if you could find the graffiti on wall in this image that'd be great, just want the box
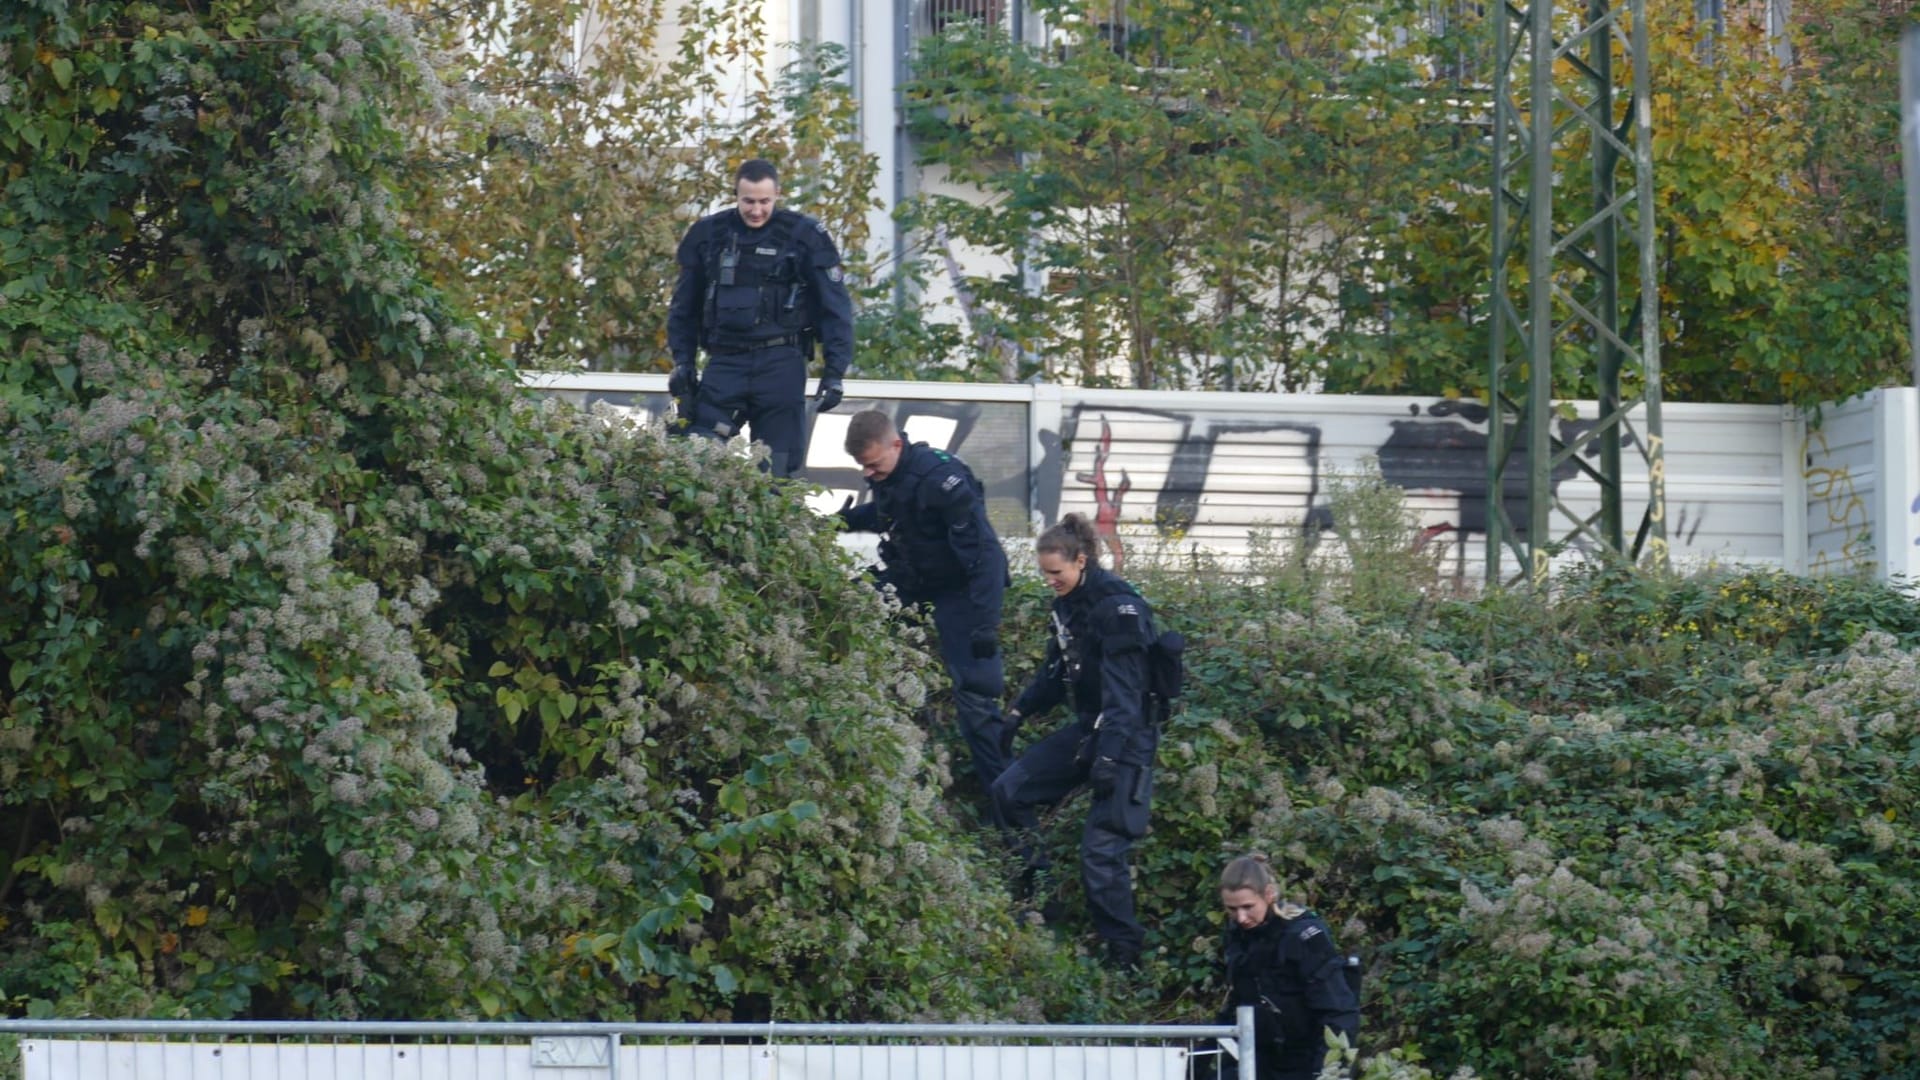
[545,385,1726,574]
[1075,417,1133,569]
[1050,399,1613,570]
[1802,430,1874,576]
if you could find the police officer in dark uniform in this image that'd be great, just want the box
[990,512,1159,968]
[667,158,854,477]
[838,411,1015,794]
[1218,853,1361,1080]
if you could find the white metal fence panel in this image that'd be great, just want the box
[1803,393,1884,577]
[1049,390,1787,580]
[1883,388,1920,583]
[21,1039,1194,1080]
[5,1018,1250,1080]
[1546,401,1790,575]
[526,373,1911,581]
[27,1038,520,1080]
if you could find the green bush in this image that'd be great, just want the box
[0,0,1094,1024]
[985,486,1920,1076]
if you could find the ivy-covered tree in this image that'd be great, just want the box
[0,0,1091,1021]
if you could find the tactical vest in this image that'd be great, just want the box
[1046,570,1150,716]
[875,445,989,587]
[703,210,809,349]
[1225,910,1359,1053]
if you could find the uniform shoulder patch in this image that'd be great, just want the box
[941,474,964,492]
[1298,924,1324,941]
[1116,602,1139,616]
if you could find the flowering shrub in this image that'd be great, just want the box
[995,544,1920,1077]
[0,0,1095,1024]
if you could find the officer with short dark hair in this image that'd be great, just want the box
[838,410,1014,796]
[667,158,854,477]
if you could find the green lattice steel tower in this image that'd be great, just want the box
[1487,0,1667,587]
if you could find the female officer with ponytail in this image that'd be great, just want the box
[991,512,1160,969]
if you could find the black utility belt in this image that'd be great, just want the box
[707,334,802,352]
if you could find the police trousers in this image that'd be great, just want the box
[926,582,1011,797]
[690,343,807,477]
[989,720,1155,958]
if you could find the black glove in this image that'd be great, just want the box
[668,361,698,404]
[969,627,999,659]
[814,374,844,413]
[1089,756,1125,798]
[834,494,855,527]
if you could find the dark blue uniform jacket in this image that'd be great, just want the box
[843,442,1006,617]
[666,206,853,378]
[1010,566,1156,767]
[1223,907,1361,1075]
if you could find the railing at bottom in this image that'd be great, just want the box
[0,1011,1256,1080]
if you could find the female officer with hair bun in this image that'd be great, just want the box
[1218,853,1361,1080]
[991,512,1161,969]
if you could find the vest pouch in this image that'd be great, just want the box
[712,281,764,334]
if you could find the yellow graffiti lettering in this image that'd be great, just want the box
[1802,431,1874,572]
[1645,537,1671,569]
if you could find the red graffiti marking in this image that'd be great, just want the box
[1074,416,1132,571]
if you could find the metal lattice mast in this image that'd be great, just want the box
[1486,0,1667,587]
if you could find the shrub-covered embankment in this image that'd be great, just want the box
[0,0,1093,1026]
[1005,522,1920,1077]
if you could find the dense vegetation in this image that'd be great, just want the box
[9,2,1920,1079]
[1095,522,1920,1077]
[0,0,1092,1028]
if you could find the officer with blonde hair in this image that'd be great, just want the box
[1217,853,1360,1080]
